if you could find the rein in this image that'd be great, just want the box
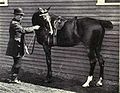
[23,31,36,57]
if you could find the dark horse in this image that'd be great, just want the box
[32,7,113,87]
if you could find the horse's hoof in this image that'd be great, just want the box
[82,83,90,88]
[82,76,93,88]
[96,77,103,87]
[96,82,103,87]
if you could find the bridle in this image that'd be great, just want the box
[39,8,54,35]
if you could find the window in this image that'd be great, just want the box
[0,0,8,6]
[96,0,120,5]
[106,0,119,3]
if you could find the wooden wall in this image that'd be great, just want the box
[0,0,119,84]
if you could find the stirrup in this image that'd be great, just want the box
[47,33,53,46]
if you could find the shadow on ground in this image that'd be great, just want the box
[18,71,118,93]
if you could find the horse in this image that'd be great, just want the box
[31,7,113,87]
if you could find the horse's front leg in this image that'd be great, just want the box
[43,43,52,82]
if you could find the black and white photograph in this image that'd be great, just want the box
[0,0,119,93]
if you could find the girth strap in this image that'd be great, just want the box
[47,34,57,46]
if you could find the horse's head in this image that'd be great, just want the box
[32,7,67,36]
[38,7,51,21]
[37,7,53,34]
[32,7,52,32]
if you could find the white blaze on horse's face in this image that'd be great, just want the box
[39,11,53,35]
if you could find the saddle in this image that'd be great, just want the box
[48,16,78,46]
[48,16,67,45]
[53,16,67,32]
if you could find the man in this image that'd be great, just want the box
[6,7,40,83]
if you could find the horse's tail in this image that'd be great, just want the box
[99,20,113,30]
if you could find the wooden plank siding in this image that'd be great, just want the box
[0,0,119,84]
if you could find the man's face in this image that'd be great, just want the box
[14,14,23,21]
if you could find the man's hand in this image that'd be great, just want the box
[33,25,40,30]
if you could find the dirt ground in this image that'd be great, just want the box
[0,76,118,93]
[0,81,76,93]
[0,65,118,93]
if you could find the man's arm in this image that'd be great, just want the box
[12,21,40,34]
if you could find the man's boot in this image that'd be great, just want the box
[6,73,21,84]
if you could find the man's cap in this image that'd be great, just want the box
[14,7,24,15]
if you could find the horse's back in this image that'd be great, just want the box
[77,17,103,31]
[77,17,104,47]
[57,17,103,47]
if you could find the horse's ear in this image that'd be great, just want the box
[47,6,51,12]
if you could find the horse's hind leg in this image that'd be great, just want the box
[95,29,105,86]
[82,49,97,87]
[96,49,105,86]
[95,41,105,86]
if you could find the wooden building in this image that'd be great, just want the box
[0,0,119,85]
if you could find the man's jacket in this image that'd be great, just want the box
[6,18,35,57]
